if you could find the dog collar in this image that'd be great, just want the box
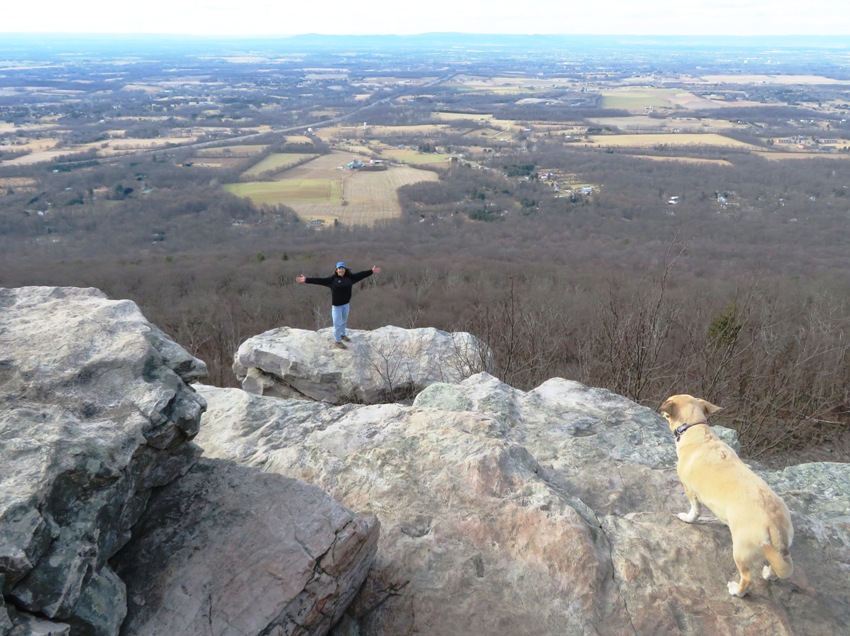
[674,421,707,441]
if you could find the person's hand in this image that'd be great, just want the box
[372,266,382,274]
[295,275,306,283]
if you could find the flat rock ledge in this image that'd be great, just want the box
[232,325,491,404]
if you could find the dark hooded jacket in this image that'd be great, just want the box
[303,269,373,306]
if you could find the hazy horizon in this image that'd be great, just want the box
[4,0,850,37]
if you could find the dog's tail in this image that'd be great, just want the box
[764,528,794,579]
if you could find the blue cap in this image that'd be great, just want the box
[336,261,347,268]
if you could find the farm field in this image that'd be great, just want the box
[380,148,452,165]
[1,135,204,166]
[224,179,342,205]
[223,151,438,226]
[431,112,494,123]
[586,133,761,149]
[587,115,748,133]
[0,176,38,189]
[599,88,723,111]
[242,153,318,178]
[293,164,439,226]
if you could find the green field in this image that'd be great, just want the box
[242,153,318,178]
[224,179,341,205]
[599,89,679,110]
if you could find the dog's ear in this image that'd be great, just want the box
[659,399,677,419]
[699,399,723,415]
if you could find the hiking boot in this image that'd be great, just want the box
[341,335,351,342]
[334,341,347,349]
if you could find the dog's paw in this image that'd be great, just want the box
[677,512,697,523]
[727,581,747,597]
[762,565,777,581]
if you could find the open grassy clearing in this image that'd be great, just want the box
[381,149,452,165]
[0,121,60,133]
[242,153,318,178]
[587,133,760,149]
[0,177,38,189]
[293,165,440,226]
[75,137,202,157]
[223,151,438,226]
[587,115,746,133]
[283,151,367,175]
[223,178,342,205]
[598,87,730,111]
[284,135,313,145]
[431,112,494,122]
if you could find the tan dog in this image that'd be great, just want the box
[659,394,793,597]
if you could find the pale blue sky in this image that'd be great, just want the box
[3,0,849,36]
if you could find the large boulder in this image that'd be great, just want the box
[112,458,379,636]
[0,286,208,635]
[1,286,383,636]
[194,373,850,635]
[232,326,490,404]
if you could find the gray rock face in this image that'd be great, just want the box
[112,458,379,636]
[195,374,850,636]
[1,286,208,635]
[232,326,490,404]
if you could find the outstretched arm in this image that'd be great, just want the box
[351,267,380,283]
[297,274,334,286]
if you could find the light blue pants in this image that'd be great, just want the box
[332,303,350,342]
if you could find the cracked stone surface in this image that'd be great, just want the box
[195,374,850,635]
[112,458,379,636]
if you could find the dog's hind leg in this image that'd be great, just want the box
[728,548,755,597]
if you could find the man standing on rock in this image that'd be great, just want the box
[296,262,381,349]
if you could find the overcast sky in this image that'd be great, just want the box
[3,0,849,36]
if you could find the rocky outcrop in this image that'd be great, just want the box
[112,458,379,636]
[0,286,208,635]
[5,286,849,635]
[194,374,850,636]
[232,326,490,404]
[0,287,379,636]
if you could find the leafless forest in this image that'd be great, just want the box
[1,34,849,464]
